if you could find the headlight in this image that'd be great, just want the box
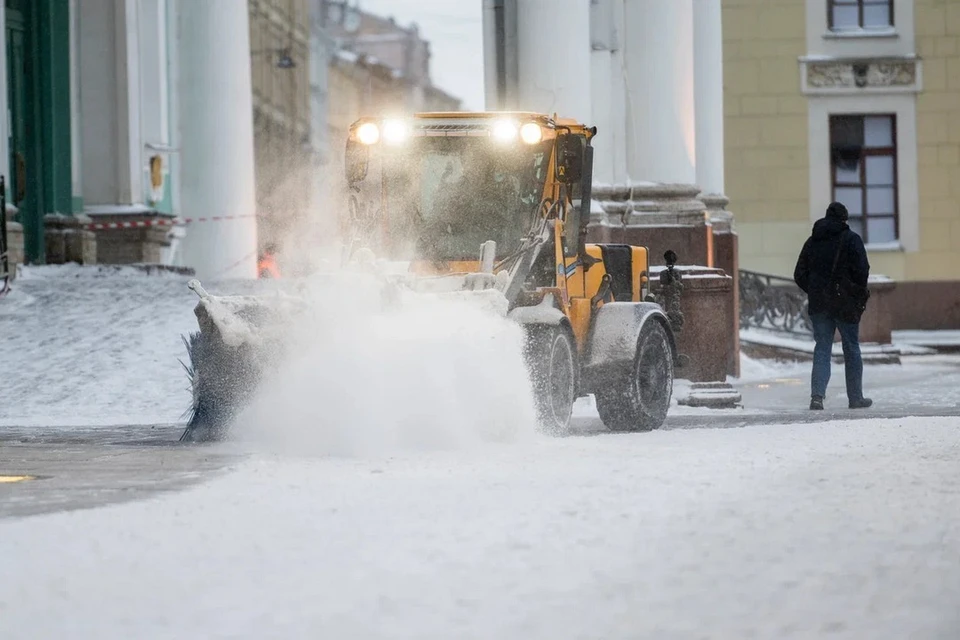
[357,122,380,145]
[491,119,518,143]
[382,119,409,145]
[520,122,542,144]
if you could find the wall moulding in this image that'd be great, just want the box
[799,56,922,95]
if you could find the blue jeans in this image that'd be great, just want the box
[810,312,863,402]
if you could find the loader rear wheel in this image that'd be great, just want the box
[524,325,577,436]
[596,321,673,432]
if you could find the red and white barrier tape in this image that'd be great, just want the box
[83,214,258,231]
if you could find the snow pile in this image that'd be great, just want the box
[230,270,539,456]
[0,266,201,427]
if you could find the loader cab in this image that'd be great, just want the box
[554,129,594,260]
[344,115,557,264]
[343,113,596,271]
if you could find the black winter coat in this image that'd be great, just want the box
[793,217,870,317]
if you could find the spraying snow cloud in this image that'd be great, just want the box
[230,270,539,457]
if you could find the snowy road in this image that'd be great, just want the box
[3,266,960,638]
[2,418,960,639]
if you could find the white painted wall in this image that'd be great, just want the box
[803,0,918,254]
[807,94,919,253]
[116,0,143,205]
[138,0,172,206]
[78,0,121,205]
[161,0,185,265]
[78,0,148,207]
[166,0,181,215]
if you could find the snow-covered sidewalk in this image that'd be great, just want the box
[0,265,202,426]
[2,417,959,639]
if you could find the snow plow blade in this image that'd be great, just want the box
[178,268,511,443]
[180,279,305,443]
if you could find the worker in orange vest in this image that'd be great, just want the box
[258,244,280,279]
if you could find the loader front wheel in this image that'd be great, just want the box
[524,325,577,436]
[596,320,673,432]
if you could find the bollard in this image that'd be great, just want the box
[657,250,685,335]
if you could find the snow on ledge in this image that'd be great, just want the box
[17,264,193,281]
[865,242,902,253]
[821,27,899,40]
[740,328,901,357]
[892,330,960,348]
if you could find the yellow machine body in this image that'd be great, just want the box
[343,111,658,358]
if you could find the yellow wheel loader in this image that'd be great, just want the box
[180,112,679,442]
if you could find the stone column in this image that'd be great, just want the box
[693,0,738,376]
[177,0,258,280]
[608,0,628,186]
[589,0,738,385]
[623,0,696,184]
[693,0,724,199]
[693,0,733,233]
[596,0,710,269]
[590,0,619,185]
[590,48,614,184]
[587,0,631,239]
[515,0,592,123]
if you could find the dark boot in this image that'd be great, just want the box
[810,396,824,410]
[849,397,873,409]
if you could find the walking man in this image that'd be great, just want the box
[793,202,872,410]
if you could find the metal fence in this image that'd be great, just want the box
[738,269,812,336]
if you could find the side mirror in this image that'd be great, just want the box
[344,141,369,186]
[556,134,583,184]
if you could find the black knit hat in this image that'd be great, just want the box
[826,201,849,221]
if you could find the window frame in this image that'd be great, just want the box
[829,113,900,245]
[826,0,895,31]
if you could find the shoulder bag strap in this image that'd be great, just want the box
[829,230,847,282]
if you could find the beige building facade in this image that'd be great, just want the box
[724,0,960,304]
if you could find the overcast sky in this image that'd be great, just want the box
[355,0,486,111]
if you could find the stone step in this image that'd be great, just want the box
[677,382,742,409]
